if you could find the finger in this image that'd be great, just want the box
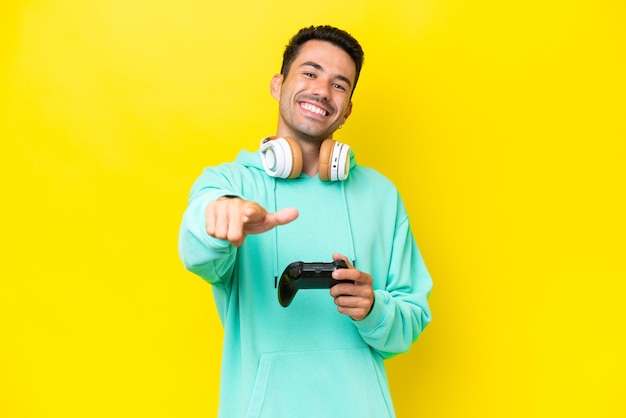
[239,201,261,222]
[334,267,372,288]
[207,201,228,238]
[337,305,370,321]
[329,281,356,297]
[332,253,352,268]
[331,267,360,286]
[205,205,217,236]
[243,207,298,234]
[227,210,245,246]
[269,208,299,227]
[334,296,371,321]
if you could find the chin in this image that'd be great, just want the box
[301,126,336,141]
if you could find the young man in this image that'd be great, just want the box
[179,25,432,418]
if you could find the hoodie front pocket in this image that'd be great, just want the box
[246,347,391,418]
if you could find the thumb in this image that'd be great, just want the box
[242,205,298,235]
[271,207,299,226]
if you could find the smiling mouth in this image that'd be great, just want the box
[300,102,329,117]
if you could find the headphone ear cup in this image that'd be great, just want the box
[319,139,350,181]
[318,139,335,181]
[282,136,303,179]
[260,136,303,179]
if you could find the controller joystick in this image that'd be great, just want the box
[278,260,352,307]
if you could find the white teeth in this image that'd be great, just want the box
[301,102,328,116]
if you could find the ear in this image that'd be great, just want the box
[342,101,353,122]
[270,74,283,101]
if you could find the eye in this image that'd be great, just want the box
[332,83,348,92]
[303,72,316,78]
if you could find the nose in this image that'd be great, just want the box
[310,77,331,100]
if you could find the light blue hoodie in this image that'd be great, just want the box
[178,147,432,418]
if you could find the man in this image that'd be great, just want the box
[179,25,432,418]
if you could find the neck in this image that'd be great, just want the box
[299,141,322,177]
[276,128,331,178]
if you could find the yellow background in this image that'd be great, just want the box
[1,0,624,417]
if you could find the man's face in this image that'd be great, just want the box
[271,40,356,142]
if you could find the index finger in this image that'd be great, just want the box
[331,253,353,269]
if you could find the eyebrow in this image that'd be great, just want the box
[301,61,353,89]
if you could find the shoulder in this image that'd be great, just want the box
[349,164,399,195]
[189,150,267,195]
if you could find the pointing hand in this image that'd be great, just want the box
[206,197,299,247]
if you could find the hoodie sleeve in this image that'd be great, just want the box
[178,166,244,286]
[353,209,433,360]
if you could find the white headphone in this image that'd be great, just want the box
[259,136,351,181]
